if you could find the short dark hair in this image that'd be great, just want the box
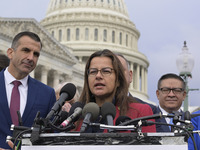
[11,31,42,50]
[157,73,186,90]
[0,54,10,71]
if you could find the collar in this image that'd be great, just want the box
[4,67,28,87]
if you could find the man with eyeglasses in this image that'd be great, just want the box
[155,73,186,132]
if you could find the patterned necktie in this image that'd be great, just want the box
[10,80,21,125]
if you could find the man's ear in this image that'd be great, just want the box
[129,70,133,83]
[7,48,14,59]
[156,90,160,98]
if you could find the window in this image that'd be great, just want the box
[94,28,98,41]
[126,34,128,46]
[52,31,54,37]
[112,31,115,43]
[113,0,115,5]
[76,28,80,40]
[85,28,89,40]
[103,29,107,42]
[67,28,70,41]
[59,29,62,41]
[119,32,122,45]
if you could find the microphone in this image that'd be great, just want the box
[101,102,116,132]
[54,111,68,125]
[115,116,131,126]
[61,102,83,127]
[46,83,76,120]
[191,113,200,118]
[80,102,100,132]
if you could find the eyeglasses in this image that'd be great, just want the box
[88,67,114,76]
[159,87,184,95]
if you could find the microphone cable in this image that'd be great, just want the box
[12,128,32,150]
[145,121,197,150]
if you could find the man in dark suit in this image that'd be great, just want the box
[0,31,56,149]
[116,53,157,114]
[155,73,186,132]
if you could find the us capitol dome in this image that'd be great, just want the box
[41,0,150,101]
[0,0,150,102]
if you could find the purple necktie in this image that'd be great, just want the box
[10,80,21,125]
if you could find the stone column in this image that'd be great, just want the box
[41,66,49,85]
[145,68,148,93]
[30,69,35,78]
[53,70,60,88]
[141,66,145,92]
[135,64,140,91]
[130,62,134,90]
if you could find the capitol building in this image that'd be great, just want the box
[0,0,151,103]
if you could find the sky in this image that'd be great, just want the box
[0,0,199,107]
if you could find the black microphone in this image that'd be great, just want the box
[54,111,69,125]
[80,102,100,132]
[191,113,200,118]
[61,102,83,127]
[46,83,76,120]
[115,116,131,126]
[101,102,116,132]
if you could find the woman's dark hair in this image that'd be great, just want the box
[79,49,132,115]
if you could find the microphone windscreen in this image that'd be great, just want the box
[82,102,100,121]
[60,83,76,100]
[115,116,131,126]
[101,102,116,119]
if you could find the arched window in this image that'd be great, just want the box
[76,28,80,40]
[126,34,128,46]
[119,32,122,45]
[85,28,89,40]
[67,28,70,41]
[94,28,98,41]
[103,29,107,42]
[112,31,115,43]
[59,29,62,42]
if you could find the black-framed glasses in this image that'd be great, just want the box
[159,87,184,95]
[88,67,114,76]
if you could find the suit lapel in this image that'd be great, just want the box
[156,107,171,132]
[22,76,37,122]
[0,70,13,125]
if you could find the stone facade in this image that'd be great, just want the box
[0,18,84,94]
